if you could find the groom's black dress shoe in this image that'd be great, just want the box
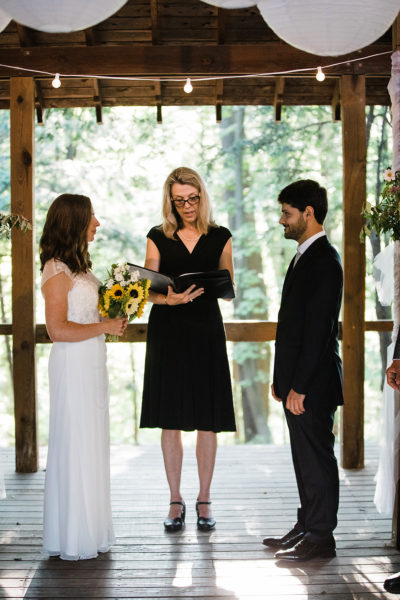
[275,537,336,561]
[384,573,400,593]
[262,527,305,549]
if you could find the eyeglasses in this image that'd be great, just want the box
[171,195,200,208]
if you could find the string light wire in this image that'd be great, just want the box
[0,49,392,88]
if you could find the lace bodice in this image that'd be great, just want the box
[41,259,101,325]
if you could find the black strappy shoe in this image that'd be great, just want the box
[164,500,186,532]
[196,500,216,531]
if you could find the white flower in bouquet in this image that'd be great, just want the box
[130,270,139,282]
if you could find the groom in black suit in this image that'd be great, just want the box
[263,179,343,561]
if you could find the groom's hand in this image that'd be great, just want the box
[386,360,400,390]
[271,384,282,403]
[286,389,306,415]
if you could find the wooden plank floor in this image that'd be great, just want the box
[0,444,398,599]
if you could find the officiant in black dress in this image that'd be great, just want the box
[140,166,236,532]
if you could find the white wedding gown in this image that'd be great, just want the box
[42,259,115,560]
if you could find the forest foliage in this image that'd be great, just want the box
[0,103,392,446]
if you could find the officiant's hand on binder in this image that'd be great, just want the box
[128,263,235,301]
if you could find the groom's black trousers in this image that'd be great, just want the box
[284,402,339,543]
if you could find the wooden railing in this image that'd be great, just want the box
[0,319,391,343]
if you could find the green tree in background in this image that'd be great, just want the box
[0,104,392,446]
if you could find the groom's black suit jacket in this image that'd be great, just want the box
[273,236,344,409]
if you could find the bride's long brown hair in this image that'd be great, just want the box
[39,194,92,273]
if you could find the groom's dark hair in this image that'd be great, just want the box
[278,179,328,225]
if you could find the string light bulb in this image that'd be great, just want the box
[52,73,61,88]
[183,78,193,94]
[316,66,325,82]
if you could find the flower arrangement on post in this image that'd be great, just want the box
[362,168,400,241]
[98,262,150,341]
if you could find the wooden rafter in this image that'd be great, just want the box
[217,8,227,45]
[16,24,34,47]
[85,27,96,46]
[92,78,103,124]
[150,0,159,45]
[155,78,162,123]
[331,78,341,122]
[216,79,223,122]
[274,76,284,122]
[34,79,45,125]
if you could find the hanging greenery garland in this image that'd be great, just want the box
[0,213,31,238]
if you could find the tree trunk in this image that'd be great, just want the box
[220,107,271,442]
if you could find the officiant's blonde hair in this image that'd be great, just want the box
[161,167,217,239]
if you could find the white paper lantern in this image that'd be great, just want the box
[257,0,400,56]
[201,1,256,8]
[0,7,10,32]
[0,0,128,33]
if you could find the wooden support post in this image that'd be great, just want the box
[340,74,366,470]
[10,77,37,473]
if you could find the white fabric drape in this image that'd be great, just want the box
[374,49,400,515]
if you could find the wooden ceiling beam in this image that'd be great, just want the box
[0,44,391,78]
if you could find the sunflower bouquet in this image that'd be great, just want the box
[98,262,150,341]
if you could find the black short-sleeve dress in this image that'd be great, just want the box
[140,225,236,432]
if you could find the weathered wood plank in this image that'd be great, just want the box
[0,44,391,78]
[0,444,397,600]
[10,77,37,474]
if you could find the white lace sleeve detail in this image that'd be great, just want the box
[41,259,74,288]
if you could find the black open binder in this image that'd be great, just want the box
[128,263,235,299]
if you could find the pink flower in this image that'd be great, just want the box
[384,168,396,182]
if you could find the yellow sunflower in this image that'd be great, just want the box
[109,283,124,300]
[127,282,144,304]
[136,301,146,319]
[126,297,141,316]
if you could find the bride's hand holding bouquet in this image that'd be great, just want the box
[99,262,150,341]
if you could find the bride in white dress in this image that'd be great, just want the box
[40,193,127,560]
